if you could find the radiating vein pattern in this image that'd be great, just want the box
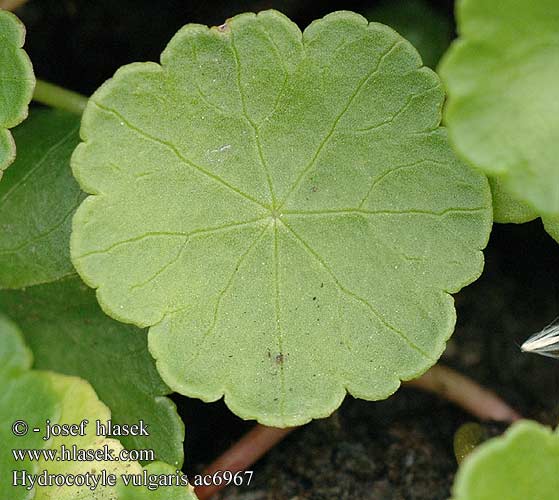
[71,10,492,426]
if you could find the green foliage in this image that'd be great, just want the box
[0,106,185,467]
[0,313,195,499]
[543,218,559,242]
[0,109,82,289]
[366,0,451,68]
[32,373,145,500]
[0,312,31,378]
[4,3,552,497]
[439,0,559,217]
[69,10,491,426]
[488,176,559,243]
[0,315,60,500]
[489,177,537,225]
[0,276,185,467]
[452,420,559,500]
[0,10,34,177]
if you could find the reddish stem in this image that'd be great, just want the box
[0,0,28,11]
[195,425,295,499]
[195,364,520,499]
[405,364,521,422]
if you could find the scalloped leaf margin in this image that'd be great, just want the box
[0,9,35,177]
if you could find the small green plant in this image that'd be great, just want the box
[1,1,559,498]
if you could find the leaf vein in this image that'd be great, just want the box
[191,43,234,117]
[229,31,277,206]
[357,159,446,209]
[278,39,403,209]
[257,24,290,126]
[283,207,488,217]
[184,222,272,365]
[281,220,435,362]
[273,222,286,420]
[0,123,79,209]
[90,101,268,210]
[75,217,268,259]
[354,82,441,134]
[0,193,81,255]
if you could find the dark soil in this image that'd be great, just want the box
[15,1,559,498]
[217,395,463,500]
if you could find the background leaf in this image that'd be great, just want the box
[32,371,145,500]
[70,10,492,426]
[0,276,185,467]
[0,314,59,500]
[489,177,537,225]
[0,9,34,176]
[0,108,82,289]
[452,420,559,500]
[0,312,31,378]
[439,0,559,216]
[489,176,559,244]
[0,316,195,499]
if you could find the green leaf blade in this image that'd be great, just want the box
[0,315,195,499]
[0,312,31,378]
[0,10,34,175]
[71,10,492,426]
[439,0,559,216]
[0,109,82,289]
[0,277,185,468]
[489,176,538,225]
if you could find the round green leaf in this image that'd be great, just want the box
[439,0,559,216]
[0,108,82,289]
[0,9,34,176]
[452,420,559,500]
[71,10,492,426]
